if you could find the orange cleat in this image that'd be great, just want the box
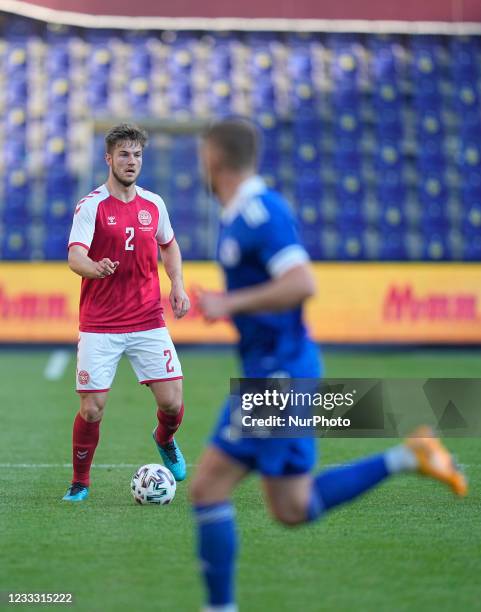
[405,426,468,496]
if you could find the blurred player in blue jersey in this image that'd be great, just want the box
[190,118,467,612]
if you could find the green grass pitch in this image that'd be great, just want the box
[1,348,480,611]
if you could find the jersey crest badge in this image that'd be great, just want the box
[77,370,90,385]
[107,216,116,225]
[138,210,152,226]
[219,238,241,267]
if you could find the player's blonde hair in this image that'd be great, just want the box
[105,123,148,153]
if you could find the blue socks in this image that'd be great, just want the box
[307,453,389,520]
[194,502,237,607]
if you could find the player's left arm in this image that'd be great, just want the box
[159,239,190,319]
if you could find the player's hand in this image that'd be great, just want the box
[170,282,190,319]
[197,290,231,322]
[93,258,119,279]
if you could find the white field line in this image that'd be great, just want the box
[43,350,72,381]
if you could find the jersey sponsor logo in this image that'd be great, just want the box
[107,216,116,225]
[219,238,241,267]
[77,370,90,385]
[138,210,152,226]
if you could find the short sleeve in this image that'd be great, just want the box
[155,197,174,246]
[257,203,309,278]
[68,201,96,251]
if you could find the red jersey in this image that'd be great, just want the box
[68,184,174,333]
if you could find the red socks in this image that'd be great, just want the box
[155,403,184,446]
[72,412,100,486]
[71,404,183,485]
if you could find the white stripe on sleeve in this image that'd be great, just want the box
[266,244,310,278]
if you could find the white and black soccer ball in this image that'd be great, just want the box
[131,463,176,505]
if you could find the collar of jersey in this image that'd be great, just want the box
[102,183,138,205]
[221,175,266,224]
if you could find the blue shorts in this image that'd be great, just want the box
[210,343,322,477]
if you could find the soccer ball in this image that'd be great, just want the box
[131,463,176,505]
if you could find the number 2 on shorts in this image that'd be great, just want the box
[164,349,174,373]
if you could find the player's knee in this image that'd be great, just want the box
[156,393,182,416]
[189,473,219,505]
[79,395,104,422]
[270,504,306,527]
[189,474,208,504]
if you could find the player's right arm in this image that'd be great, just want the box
[68,245,119,279]
[68,191,118,279]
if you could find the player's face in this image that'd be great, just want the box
[106,141,143,187]
[199,140,223,197]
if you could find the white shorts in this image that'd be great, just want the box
[76,327,182,393]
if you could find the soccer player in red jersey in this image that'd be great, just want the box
[63,124,190,502]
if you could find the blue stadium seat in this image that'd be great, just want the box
[463,233,481,260]
[462,203,481,235]
[252,81,276,112]
[2,227,30,260]
[300,230,322,260]
[454,84,480,128]
[370,40,402,82]
[43,224,70,260]
[422,232,450,260]
[294,141,320,171]
[294,171,323,206]
[45,171,77,201]
[379,231,407,260]
[419,174,448,204]
[379,201,407,233]
[292,112,321,140]
[416,110,444,143]
[3,169,30,213]
[288,46,312,82]
[450,37,479,83]
[374,84,404,139]
[336,172,364,207]
[45,200,73,225]
[331,48,361,90]
[375,141,403,173]
[131,43,152,79]
[5,137,26,169]
[6,77,27,106]
[334,111,362,142]
[45,136,68,169]
[208,80,232,114]
[6,44,27,76]
[47,44,70,76]
[339,229,365,260]
[129,77,150,114]
[87,45,111,110]
[334,139,361,171]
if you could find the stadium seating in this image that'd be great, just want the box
[0,16,480,260]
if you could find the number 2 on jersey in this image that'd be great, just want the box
[125,227,134,251]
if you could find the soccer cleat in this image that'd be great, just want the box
[152,430,187,481]
[405,426,467,496]
[62,482,89,502]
